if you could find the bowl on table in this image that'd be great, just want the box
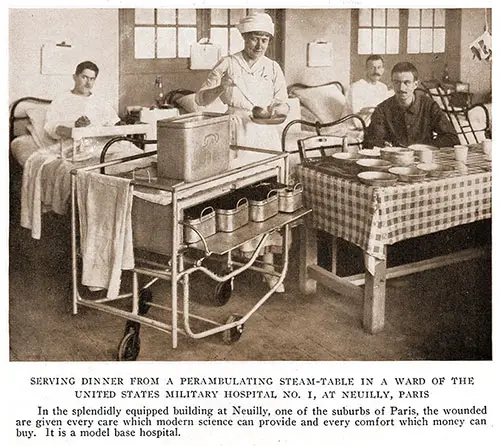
[331,152,360,171]
[358,148,381,158]
[380,147,415,166]
[357,171,398,186]
[409,144,438,163]
[356,158,393,172]
[388,166,428,183]
[416,163,454,178]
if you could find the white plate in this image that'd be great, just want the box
[389,166,427,182]
[416,163,454,177]
[356,158,392,171]
[250,114,286,125]
[358,171,398,186]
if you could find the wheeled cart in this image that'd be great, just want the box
[70,147,310,360]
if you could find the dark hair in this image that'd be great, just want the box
[391,62,418,81]
[366,55,384,66]
[75,61,99,77]
[242,31,273,41]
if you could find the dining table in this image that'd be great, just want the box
[295,144,492,333]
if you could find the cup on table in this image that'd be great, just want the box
[482,139,492,161]
[418,149,433,164]
[454,145,468,163]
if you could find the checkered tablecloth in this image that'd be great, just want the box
[296,145,492,259]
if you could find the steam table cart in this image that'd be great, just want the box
[71,148,310,360]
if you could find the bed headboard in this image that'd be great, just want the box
[9,96,51,143]
[287,80,345,97]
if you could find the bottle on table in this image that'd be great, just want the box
[155,75,165,108]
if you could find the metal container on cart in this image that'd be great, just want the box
[157,113,230,182]
[252,181,304,213]
[269,181,304,213]
[214,193,249,233]
[183,205,217,244]
[242,184,279,222]
[132,194,216,256]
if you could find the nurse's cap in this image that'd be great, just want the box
[237,12,274,37]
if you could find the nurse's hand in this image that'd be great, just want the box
[268,102,290,117]
[75,115,91,127]
[220,72,236,91]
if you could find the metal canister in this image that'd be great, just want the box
[278,183,303,213]
[183,206,216,244]
[215,197,249,233]
[247,188,279,222]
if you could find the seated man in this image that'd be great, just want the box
[44,60,122,157]
[344,54,391,127]
[364,62,460,149]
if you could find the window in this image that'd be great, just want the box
[209,9,247,56]
[120,8,280,76]
[134,9,199,60]
[131,8,261,61]
[407,9,446,54]
[357,9,400,55]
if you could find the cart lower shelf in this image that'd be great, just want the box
[188,208,310,255]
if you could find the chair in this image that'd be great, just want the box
[281,114,366,164]
[419,81,491,145]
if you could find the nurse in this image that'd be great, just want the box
[195,12,289,156]
[195,12,289,292]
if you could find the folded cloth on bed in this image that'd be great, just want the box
[20,148,59,239]
[76,171,134,298]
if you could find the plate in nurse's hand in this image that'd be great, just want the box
[250,114,287,125]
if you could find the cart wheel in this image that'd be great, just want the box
[222,314,244,345]
[138,288,153,315]
[117,330,141,361]
[214,279,233,306]
[123,319,141,337]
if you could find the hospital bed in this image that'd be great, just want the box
[9,96,156,238]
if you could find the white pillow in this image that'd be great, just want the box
[11,134,40,166]
[176,93,228,114]
[25,107,57,148]
[292,84,346,124]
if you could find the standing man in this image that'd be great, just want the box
[344,55,391,126]
[364,62,460,149]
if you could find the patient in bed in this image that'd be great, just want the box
[343,55,392,128]
[44,60,122,158]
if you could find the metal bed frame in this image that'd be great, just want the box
[70,144,310,360]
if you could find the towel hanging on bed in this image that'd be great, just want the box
[75,171,134,298]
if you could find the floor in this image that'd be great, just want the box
[9,205,492,362]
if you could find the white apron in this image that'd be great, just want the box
[226,58,282,167]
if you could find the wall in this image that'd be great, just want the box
[282,9,351,89]
[8,8,492,113]
[9,9,120,109]
[460,8,492,102]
